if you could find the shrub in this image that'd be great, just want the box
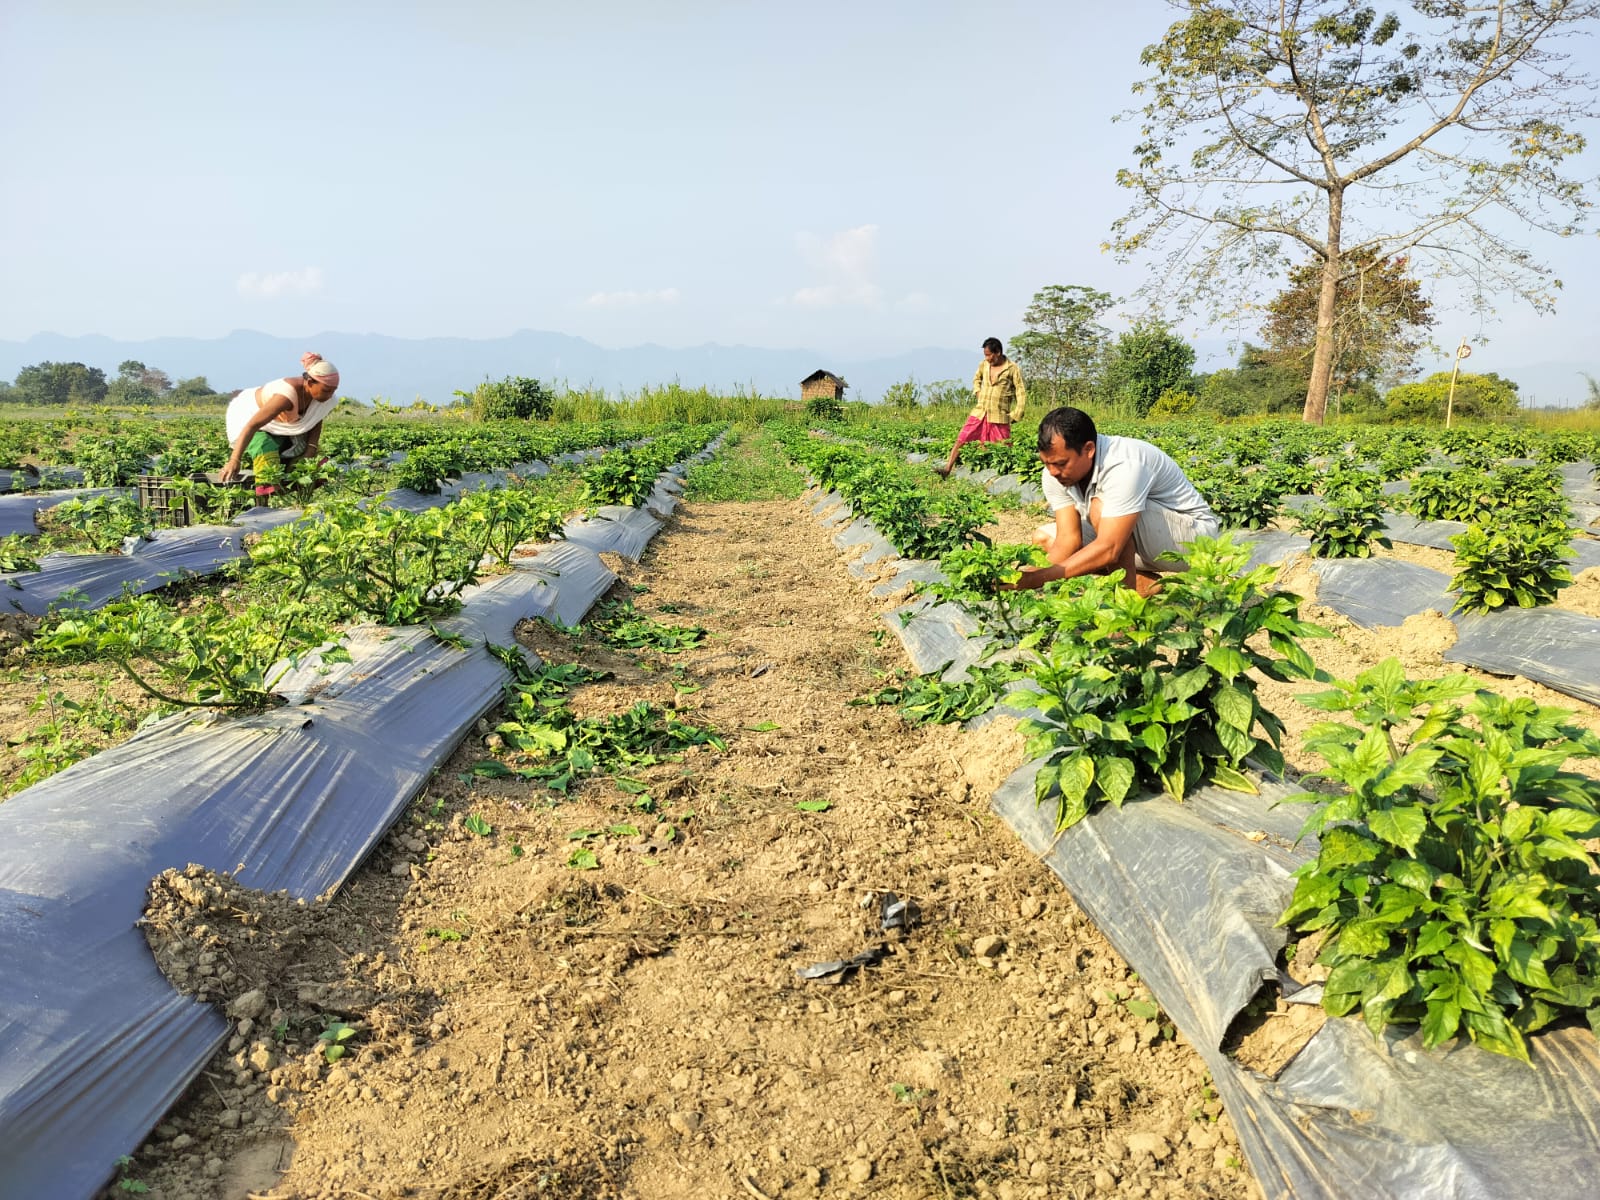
[882,378,922,410]
[471,376,553,422]
[805,393,845,421]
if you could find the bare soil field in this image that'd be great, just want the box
[83,478,1600,1200]
[119,496,1258,1200]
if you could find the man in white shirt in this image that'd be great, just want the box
[1008,407,1219,596]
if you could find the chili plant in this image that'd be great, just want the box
[451,484,572,566]
[1448,521,1576,614]
[1019,534,1326,829]
[1294,484,1392,559]
[35,595,344,708]
[39,494,155,553]
[0,535,39,574]
[249,499,484,625]
[1406,468,1490,523]
[1281,659,1600,1064]
[916,542,1050,649]
[1200,466,1282,530]
[581,450,657,508]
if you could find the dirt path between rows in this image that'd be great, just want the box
[125,494,1258,1200]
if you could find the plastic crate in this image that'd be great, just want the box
[135,473,210,527]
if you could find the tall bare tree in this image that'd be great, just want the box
[1109,1,1599,424]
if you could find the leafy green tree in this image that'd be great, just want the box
[107,361,173,406]
[1194,345,1307,417]
[1010,285,1115,409]
[12,361,108,406]
[923,379,972,408]
[170,376,226,403]
[1383,371,1520,423]
[1111,1,1600,425]
[1262,251,1435,401]
[1103,322,1195,417]
[882,377,922,410]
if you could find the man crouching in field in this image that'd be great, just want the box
[1002,406,1219,598]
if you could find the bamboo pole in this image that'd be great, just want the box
[1444,337,1472,429]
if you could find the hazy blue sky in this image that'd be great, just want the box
[3,0,1597,387]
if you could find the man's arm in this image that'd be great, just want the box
[1009,363,1025,424]
[1010,510,1140,589]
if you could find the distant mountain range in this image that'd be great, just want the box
[0,330,977,405]
[2,330,1592,408]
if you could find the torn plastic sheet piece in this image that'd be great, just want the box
[993,758,1301,1052]
[1559,462,1599,502]
[562,505,664,562]
[871,559,944,599]
[986,473,1044,502]
[834,519,898,578]
[796,944,888,984]
[879,893,919,934]
[809,490,854,530]
[1381,513,1466,552]
[381,488,455,512]
[0,469,39,494]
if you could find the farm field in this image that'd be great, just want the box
[3,409,1600,1199]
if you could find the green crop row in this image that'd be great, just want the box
[776,427,994,560]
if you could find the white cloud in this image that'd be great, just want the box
[789,225,882,308]
[583,287,681,308]
[236,267,324,299]
[896,291,933,312]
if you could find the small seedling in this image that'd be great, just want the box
[318,1020,358,1063]
[463,813,493,836]
[795,799,832,813]
[113,1156,149,1194]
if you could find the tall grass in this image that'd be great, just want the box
[1517,408,1600,433]
[548,382,790,425]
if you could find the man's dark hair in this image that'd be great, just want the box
[1037,406,1097,453]
[981,337,1003,354]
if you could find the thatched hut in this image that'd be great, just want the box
[799,370,847,403]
